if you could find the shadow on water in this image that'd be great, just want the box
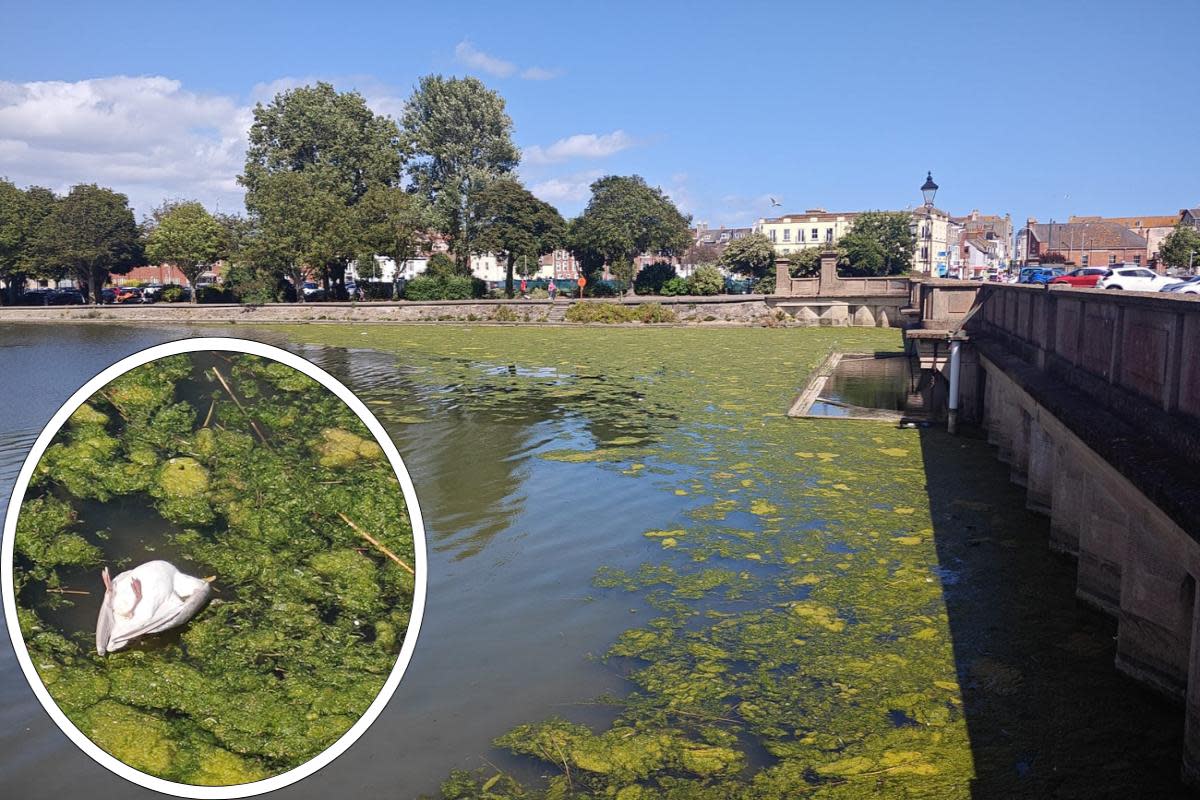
[918,426,1190,798]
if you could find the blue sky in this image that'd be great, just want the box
[1,0,1197,226]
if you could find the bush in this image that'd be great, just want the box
[161,285,186,303]
[426,252,458,277]
[585,280,620,298]
[224,263,280,304]
[752,274,776,294]
[564,301,677,324]
[197,286,233,303]
[660,276,690,296]
[361,282,396,300]
[633,262,677,295]
[688,264,724,296]
[403,274,475,301]
[529,287,549,299]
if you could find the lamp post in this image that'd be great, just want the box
[920,171,939,275]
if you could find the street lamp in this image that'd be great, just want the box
[919,171,939,275]
[921,171,939,208]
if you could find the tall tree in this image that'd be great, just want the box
[144,201,228,303]
[241,82,405,298]
[402,75,520,271]
[31,184,141,304]
[568,175,692,295]
[838,211,915,276]
[0,181,58,303]
[354,185,431,291]
[1159,225,1200,270]
[244,172,352,303]
[718,232,775,280]
[471,178,565,297]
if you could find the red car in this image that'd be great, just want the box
[1049,267,1109,287]
[113,286,144,303]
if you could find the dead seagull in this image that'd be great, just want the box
[96,560,212,656]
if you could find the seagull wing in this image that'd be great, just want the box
[95,583,115,656]
[107,581,211,649]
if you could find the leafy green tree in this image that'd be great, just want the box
[471,178,565,297]
[568,175,692,296]
[0,181,58,303]
[1159,225,1200,270]
[31,184,141,303]
[241,82,404,297]
[633,262,677,295]
[718,232,775,280]
[425,252,457,278]
[354,185,430,292]
[241,82,404,205]
[402,75,520,272]
[838,211,914,276]
[144,201,227,303]
[786,246,822,277]
[243,172,352,303]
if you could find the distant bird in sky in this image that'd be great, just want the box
[769,197,782,207]
[96,561,212,655]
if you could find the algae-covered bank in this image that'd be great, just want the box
[10,350,417,786]
[262,325,1187,800]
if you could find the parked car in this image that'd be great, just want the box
[301,281,325,300]
[101,288,116,304]
[113,286,144,303]
[1018,267,1064,285]
[1161,276,1200,295]
[1097,267,1176,292]
[1049,267,1108,288]
[19,289,55,305]
[50,288,85,305]
[141,283,164,302]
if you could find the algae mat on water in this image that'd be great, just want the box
[11,352,416,786]
[265,325,1185,799]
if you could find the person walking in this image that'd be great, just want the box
[520,278,528,298]
[547,280,558,300]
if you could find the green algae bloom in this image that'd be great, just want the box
[13,352,415,786]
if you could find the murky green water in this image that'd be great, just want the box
[0,323,1189,799]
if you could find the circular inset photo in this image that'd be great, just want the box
[2,338,426,798]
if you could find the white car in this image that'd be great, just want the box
[1097,267,1176,292]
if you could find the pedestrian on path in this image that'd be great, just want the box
[547,280,558,300]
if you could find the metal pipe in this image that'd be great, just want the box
[947,339,962,435]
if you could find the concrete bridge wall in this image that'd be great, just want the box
[964,284,1200,785]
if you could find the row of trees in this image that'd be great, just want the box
[2,77,697,304]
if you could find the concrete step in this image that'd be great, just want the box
[547,302,568,322]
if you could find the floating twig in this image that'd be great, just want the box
[201,397,215,428]
[210,367,271,447]
[337,512,415,575]
[47,588,90,595]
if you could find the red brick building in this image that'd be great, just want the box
[1023,219,1149,269]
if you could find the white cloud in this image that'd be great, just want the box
[523,130,635,165]
[0,76,249,216]
[454,40,559,81]
[529,169,604,204]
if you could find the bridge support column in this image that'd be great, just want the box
[1049,438,1084,555]
[1076,471,1129,615]
[1025,417,1055,514]
[1183,589,1200,787]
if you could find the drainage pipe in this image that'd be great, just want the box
[947,338,962,435]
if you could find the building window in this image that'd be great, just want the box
[825,227,833,242]
[811,228,818,241]
[1133,254,1141,265]
[1108,254,1117,265]
[769,229,776,242]
[1082,254,1089,267]
[921,246,929,260]
[782,229,790,242]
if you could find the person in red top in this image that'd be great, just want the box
[520,278,528,298]
[547,280,558,300]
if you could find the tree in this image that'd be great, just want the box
[355,185,430,292]
[471,178,565,297]
[243,172,352,303]
[1159,225,1200,270]
[718,232,775,280]
[0,181,58,303]
[241,82,405,298]
[568,175,692,296]
[425,252,457,278]
[787,246,822,277]
[838,211,915,276]
[683,240,721,269]
[402,75,520,270]
[31,184,141,304]
[144,201,227,303]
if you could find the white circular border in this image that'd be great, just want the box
[1,337,428,798]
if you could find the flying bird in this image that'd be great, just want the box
[96,561,212,656]
[769,197,782,207]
